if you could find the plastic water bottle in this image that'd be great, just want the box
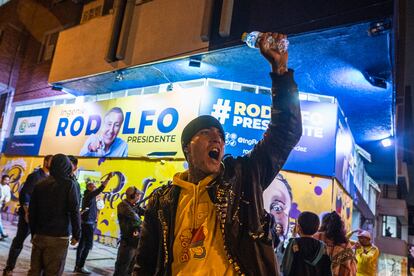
[241,31,289,53]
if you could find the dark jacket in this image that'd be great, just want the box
[135,70,302,276]
[117,199,143,247]
[18,168,47,215]
[81,184,105,224]
[282,237,332,276]
[29,154,81,241]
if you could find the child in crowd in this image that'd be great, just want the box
[282,211,332,276]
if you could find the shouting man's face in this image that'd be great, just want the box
[186,127,224,175]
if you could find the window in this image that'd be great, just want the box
[80,0,104,24]
[38,30,60,63]
[382,216,401,238]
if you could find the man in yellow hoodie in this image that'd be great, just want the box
[135,33,302,276]
[354,230,379,276]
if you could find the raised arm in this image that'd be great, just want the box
[247,33,302,190]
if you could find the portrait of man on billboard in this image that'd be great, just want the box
[263,173,293,236]
[80,107,128,157]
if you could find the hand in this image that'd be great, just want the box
[353,242,361,249]
[70,238,78,246]
[87,135,104,152]
[24,213,29,224]
[258,32,288,75]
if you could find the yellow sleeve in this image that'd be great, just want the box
[358,247,379,266]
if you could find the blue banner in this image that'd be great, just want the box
[199,87,338,176]
[3,108,50,155]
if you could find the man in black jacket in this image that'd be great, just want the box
[28,154,81,276]
[74,173,113,274]
[114,186,144,276]
[135,33,302,275]
[3,155,52,276]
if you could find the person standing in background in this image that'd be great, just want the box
[28,154,81,276]
[282,212,332,276]
[3,155,52,275]
[114,187,144,276]
[74,173,113,274]
[314,212,357,276]
[0,175,11,241]
[348,230,379,276]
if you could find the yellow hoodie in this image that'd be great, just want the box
[171,171,236,276]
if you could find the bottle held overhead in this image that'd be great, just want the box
[241,31,289,53]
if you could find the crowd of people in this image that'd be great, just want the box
[0,154,143,275]
[0,32,381,275]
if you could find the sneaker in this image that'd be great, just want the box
[74,267,91,274]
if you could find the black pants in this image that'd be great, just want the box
[113,240,138,276]
[5,214,30,271]
[75,223,95,268]
[28,234,69,276]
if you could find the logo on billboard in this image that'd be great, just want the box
[225,132,237,147]
[14,116,42,136]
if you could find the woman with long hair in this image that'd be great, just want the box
[314,211,357,276]
[272,222,286,266]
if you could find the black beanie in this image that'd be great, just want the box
[181,115,225,151]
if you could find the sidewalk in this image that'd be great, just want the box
[0,216,117,275]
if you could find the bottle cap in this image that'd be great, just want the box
[241,32,248,42]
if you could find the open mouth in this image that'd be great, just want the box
[208,148,220,161]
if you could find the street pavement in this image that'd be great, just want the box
[0,216,117,275]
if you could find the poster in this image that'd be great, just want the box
[37,91,201,158]
[332,179,353,232]
[263,171,333,235]
[199,87,338,176]
[4,87,345,178]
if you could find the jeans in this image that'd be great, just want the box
[4,214,30,271]
[28,234,69,276]
[75,223,94,268]
[113,240,138,276]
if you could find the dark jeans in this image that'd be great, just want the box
[113,240,138,276]
[5,214,30,271]
[75,223,94,268]
[28,234,69,276]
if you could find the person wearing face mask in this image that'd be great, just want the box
[80,107,128,157]
[134,32,302,276]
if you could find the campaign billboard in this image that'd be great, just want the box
[37,91,202,158]
[4,86,345,178]
[199,87,338,176]
[3,108,49,155]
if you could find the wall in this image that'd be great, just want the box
[49,0,210,83]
